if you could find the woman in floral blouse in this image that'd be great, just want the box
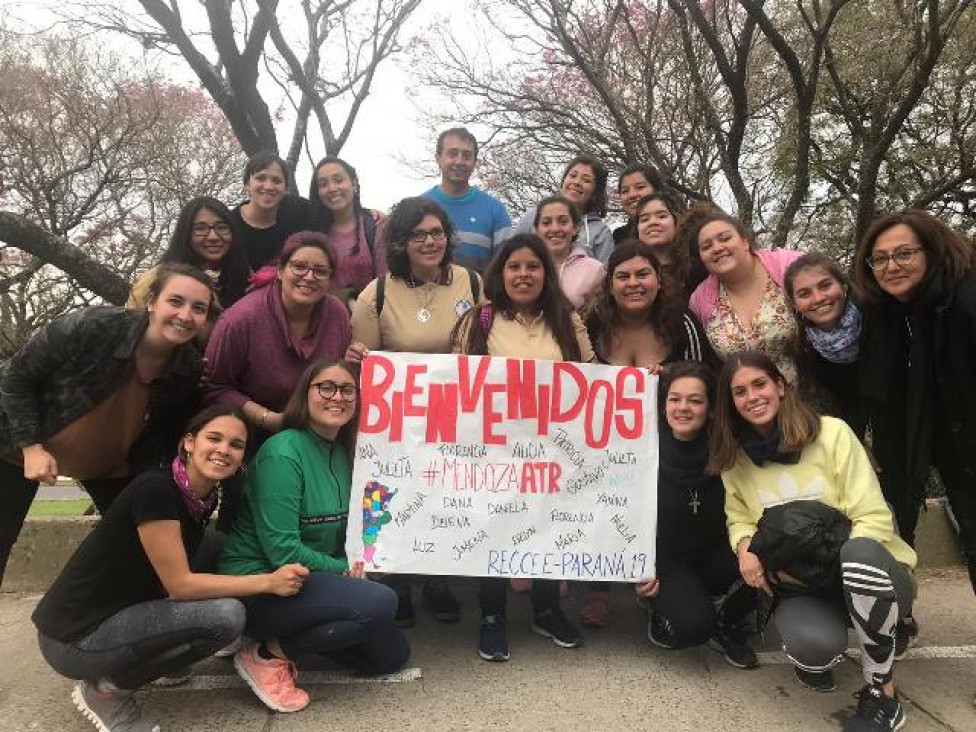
[685,206,801,382]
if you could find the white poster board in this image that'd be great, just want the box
[345,352,658,581]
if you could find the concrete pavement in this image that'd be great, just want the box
[0,568,973,732]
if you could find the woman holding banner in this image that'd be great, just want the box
[580,241,717,627]
[634,362,757,668]
[453,232,593,661]
[219,359,409,713]
[347,196,484,627]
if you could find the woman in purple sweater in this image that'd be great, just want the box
[205,231,352,528]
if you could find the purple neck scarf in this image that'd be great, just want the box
[171,456,218,524]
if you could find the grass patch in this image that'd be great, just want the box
[28,499,93,517]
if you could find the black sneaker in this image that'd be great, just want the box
[894,617,918,661]
[794,666,836,692]
[843,684,906,731]
[646,611,676,649]
[532,608,584,649]
[72,681,160,732]
[394,584,415,628]
[708,627,758,669]
[478,614,510,661]
[422,579,461,623]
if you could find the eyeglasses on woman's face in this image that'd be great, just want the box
[288,260,332,280]
[865,247,923,271]
[310,380,358,401]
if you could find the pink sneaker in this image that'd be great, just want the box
[233,643,309,713]
[579,591,610,628]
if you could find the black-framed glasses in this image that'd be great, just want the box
[408,227,447,244]
[192,222,232,237]
[866,247,923,271]
[311,380,357,401]
[288,260,332,279]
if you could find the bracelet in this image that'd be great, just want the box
[260,408,269,428]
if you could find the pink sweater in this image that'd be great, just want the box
[689,248,802,323]
[559,248,605,309]
[205,282,351,411]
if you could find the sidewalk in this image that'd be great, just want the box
[1,568,973,731]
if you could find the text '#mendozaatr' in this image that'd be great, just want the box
[358,355,649,449]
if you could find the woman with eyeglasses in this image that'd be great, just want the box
[204,231,351,529]
[219,359,409,713]
[853,210,976,594]
[127,197,251,312]
[346,196,483,627]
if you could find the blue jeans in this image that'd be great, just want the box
[38,598,245,689]
[242,572,409,675]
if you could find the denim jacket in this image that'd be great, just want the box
[0,306,203,470]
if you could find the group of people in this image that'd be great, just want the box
[0,125,973,732]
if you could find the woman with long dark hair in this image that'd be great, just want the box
[636,362,756,668]
[852,209,976,593]
[533,194,604,309]
[612,163,664,244]
[127,196,251,310]
[513,155,615,263]
[219,359,409,713]
[711,351,916,728]
[453,233,593,661]
[32,405,306,732]
[307,156,388,305]
[783,252,867,437]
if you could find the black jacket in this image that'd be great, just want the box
[0,306,204,471]
[859,270,976,536]
[749,500,852,592]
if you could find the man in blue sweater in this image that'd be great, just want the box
[423,127,512,272]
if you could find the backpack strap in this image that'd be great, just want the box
[362,212,378,258]
[479,303,495,335]
[375,275,387,317]
[466,267,481,303]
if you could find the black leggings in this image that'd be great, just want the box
[0,459,129,586]
[653,543,756,648]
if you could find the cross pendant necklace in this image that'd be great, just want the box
[688,490,701,515]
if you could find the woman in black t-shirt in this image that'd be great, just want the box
[634,362,757,668]
[32,405,307,732]
[231,152,311,270]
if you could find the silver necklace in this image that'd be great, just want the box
[413,283,435,323]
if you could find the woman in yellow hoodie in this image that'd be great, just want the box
[710,351,916,732]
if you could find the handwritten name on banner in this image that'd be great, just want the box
[345,352,659,581]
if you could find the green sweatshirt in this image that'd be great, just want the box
[219,428,351,576]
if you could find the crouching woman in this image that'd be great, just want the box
[218,359,409,713]
[32,406,305,732]
[710,351,916,732]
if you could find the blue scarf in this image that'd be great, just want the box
[805,300,861,364]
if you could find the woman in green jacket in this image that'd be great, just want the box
[219,358,409,713]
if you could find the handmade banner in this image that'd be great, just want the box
[345,352,659,581]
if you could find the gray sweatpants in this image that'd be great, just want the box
[774,537,914,686]
[38,597,245,690]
